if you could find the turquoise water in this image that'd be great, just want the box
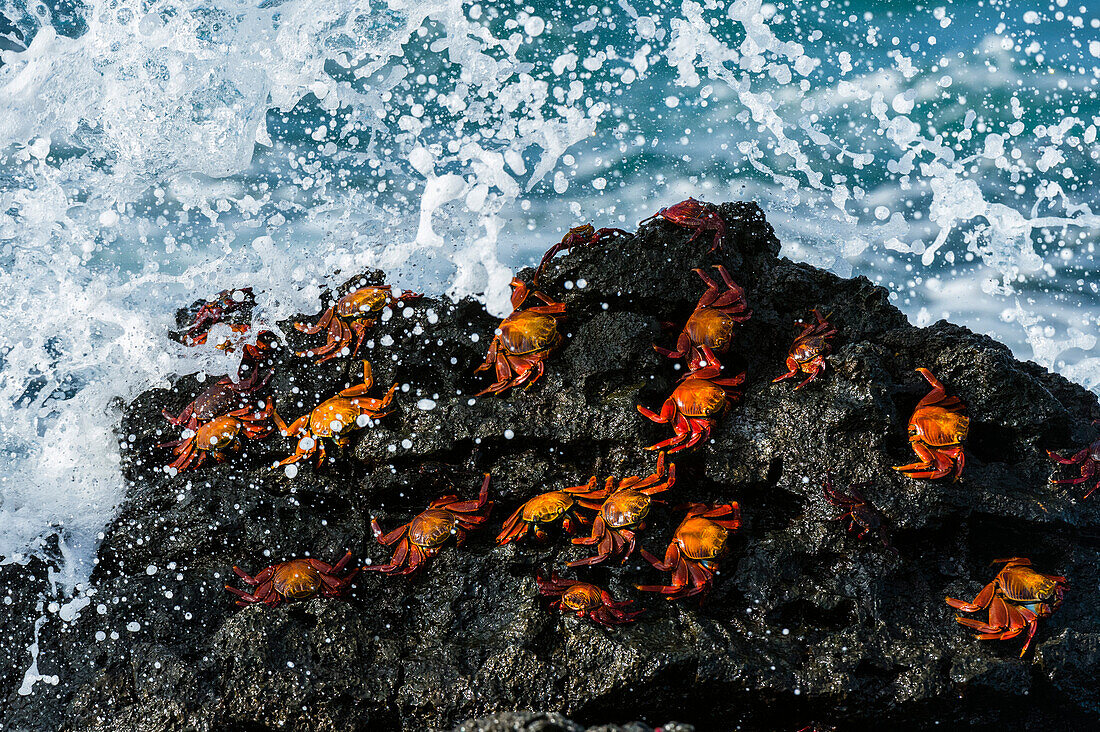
[0,0,1098,688]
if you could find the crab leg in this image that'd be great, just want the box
[639,541,681,573]
[644,414,692,451]
[439,475,491,513]
[773,358,801,383]
[339,361,378,394]
[795,357,826,390]
[168,441,197,471]
[893,442,950,479]
[368,539,410,573]
[273,411,309,438]
[1015,607,1041,656]
[225,585,262,603]
[497,506,530,544]
[637,397,676,424]
[946,579,997,612]
[295,306,335,335]
[914,368,947,405]
[1046,448,1089,465]
[370,519,409,546]
[306,551,355,575]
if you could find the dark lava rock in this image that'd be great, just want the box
[4,202,1100,731]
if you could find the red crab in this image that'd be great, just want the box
[158,401,274,473]
[295,284,421,364]
[772,309,837,389]
[533,224,630,285]
[946,558,1068,656]
[366,474,493,575]
[637,502,742,600]
[225,551,358,607]
[475,278,565,396]
[496,480,605,546]
[536,572,643,626]
[655,265,751,371]
[1047,424,1100,499]
[641,198,727,252]
[273,360,396,469]
[183,287,254,347]
[893,368,969,481]
[161,366,273,432]
[637,346,744,453]
[823,474,894,551]
[237,329,278,363]
[568,452,675,567]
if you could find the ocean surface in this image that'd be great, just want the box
[1,0,1098,689]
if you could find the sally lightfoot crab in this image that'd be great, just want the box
[295,284,421,364]
[893,368,969,481]
[1047,425,1100,499]
[638,346,744,453]
[534,224,630,285]
[366,474,493,575]
[637,502,741,600]
[536,572,643,626]
[158,401,274,473]
[274,360,396,469]
[946,558,1068,656]
[773,309,837,389]
[225,551,358,607]
[161,365,273,432]
[823,474,893,551]
[568,452,675,567]
[656,265,751,370]
[475,278,565,396]
[641,198,727,252]
[182,287,254,347]
[496,481,606,546]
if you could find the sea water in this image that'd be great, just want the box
[0,0,1097,691]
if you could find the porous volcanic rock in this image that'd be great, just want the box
[4,202,1100,731]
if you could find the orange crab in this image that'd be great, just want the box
[533,224,630,285]
[568,452,675,567]
[274,360,396,469]
[366,474,493,575]
[946,558,1068,656]
[637,502,741,600]
[475,277,566,396]
[656,266,751,371]
[225,551,358,607]
[893,368,969,481]
[772,309,837,389]
[637,346,744,453]
[536,572,643,626]
[158,401,274,473]
[295,284,421,364]
[641,198,727,252]
[1047,424,1100,499]
[496,480,606,546]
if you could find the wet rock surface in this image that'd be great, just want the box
[3,202,1100,731]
